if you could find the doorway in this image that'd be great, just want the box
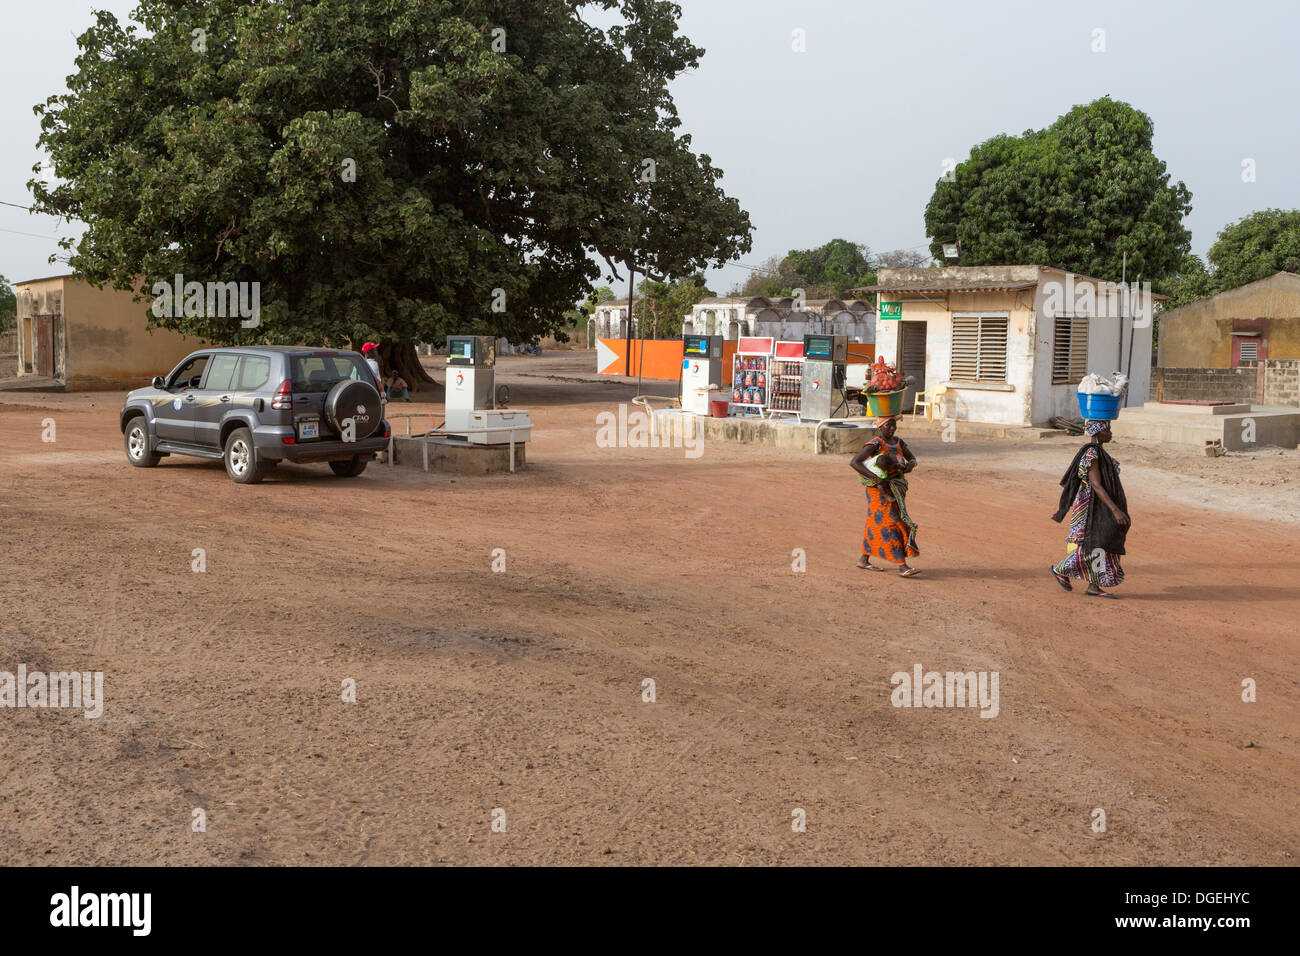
[897,320,927,412]
[36,315,55,377]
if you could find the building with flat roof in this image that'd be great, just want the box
[12,274,205,390]
[851,265,1162,425]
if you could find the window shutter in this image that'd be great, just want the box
[1240,340,1258,362]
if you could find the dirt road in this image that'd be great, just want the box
[1,354,1296,865]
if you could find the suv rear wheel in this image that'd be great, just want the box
[124,416,162,467]
[329,456,368,478]
[224,427,267,484]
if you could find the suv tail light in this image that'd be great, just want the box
[271,379,292,410]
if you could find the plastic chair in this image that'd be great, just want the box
[912,385,947,422]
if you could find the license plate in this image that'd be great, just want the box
[298,420,319,440]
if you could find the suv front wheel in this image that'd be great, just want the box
[124,415,162,467]
[224,427,267,484]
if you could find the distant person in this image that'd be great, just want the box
[850,416,920,577]
[385,369,411,401]
[361,342,382,382]
[1049,420,1130,598]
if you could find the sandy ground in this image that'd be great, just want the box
[0,352,1297,866]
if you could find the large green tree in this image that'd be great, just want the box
[924,98,1192,281]
[29,0,751,389]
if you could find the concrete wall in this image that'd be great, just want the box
[1156,360,1300,407]
[1157,273,1300,367]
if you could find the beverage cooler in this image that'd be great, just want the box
[767,340,805,417]
[730,337,774,414]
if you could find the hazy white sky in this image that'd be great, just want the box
[2,0,1297,292]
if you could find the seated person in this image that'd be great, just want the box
[384,369,411,401]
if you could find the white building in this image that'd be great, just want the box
[855,266,1161,425]
[681,296,874,343]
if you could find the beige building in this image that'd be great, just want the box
[855,265,1160,425]
[12,274,205,390]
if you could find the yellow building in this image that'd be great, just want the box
[1157,271,1300,368]
[12,274,205,390]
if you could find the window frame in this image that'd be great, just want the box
[1051,313,1090,386]
[949,312,1010,384]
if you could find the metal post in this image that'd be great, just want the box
[624,263,635,377]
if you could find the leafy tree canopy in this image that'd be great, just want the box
[635,272,711,338]
[29,0,752,359]
[924,97,1192,282]
[0,275,15,332]
[739,240,931,299]
[1206,208,1300,288]
[1159,210,1300,308]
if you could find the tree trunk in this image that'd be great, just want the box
[387,342,441,395]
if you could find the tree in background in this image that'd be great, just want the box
[1159,210,1300,308]
[29,0,751,391]
[636,273,712,338]
[0,275,15,333]
[1205,209,1300,289]
[739,240,932,299]
[924,98,1192,282]
[740,239,872,298]
[563,284,614,341]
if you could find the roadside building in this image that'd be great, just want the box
[11,274,203,390]
[1156,271,1300,408]
[588,298,638,344]
[681,296,873,342]
[852,265,1159,425]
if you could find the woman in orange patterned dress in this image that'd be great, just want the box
[850,417,920,577]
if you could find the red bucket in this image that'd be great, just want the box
[710,400,730,418]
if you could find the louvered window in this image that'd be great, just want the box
[1052,314,1089,385]
[1239,340,1258,362]
[950,315,1008,382]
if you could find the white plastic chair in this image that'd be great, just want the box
[912,385,947,422]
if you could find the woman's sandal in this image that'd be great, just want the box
[899,566,921,578]
[1050,567,1072,591]
[1085,589,1118,599]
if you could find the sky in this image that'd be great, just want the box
[2,0,1297,293]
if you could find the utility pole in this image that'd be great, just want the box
[625,261,635,377]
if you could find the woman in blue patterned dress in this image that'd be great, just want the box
[1049,420,1130,598]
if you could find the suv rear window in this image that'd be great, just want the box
[291,355,372,393]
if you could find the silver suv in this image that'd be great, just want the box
[119,346,389,483]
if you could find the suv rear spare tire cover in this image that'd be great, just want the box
[324,380,382,439]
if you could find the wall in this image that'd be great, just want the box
[1155,361,1300,407]
[1030,269,1154,423]
[876,290,1036,425]
[62,279,204,389]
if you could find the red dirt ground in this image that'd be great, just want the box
[0,354,1296,865]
